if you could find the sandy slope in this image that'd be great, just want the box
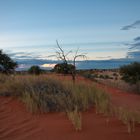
[0,98,140,140]
[0,76,140,140]
[96,83,140,111]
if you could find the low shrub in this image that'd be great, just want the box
[113,107,140,133]
[28,65,42,75]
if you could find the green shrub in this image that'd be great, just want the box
[0,50,17,73]
[120,62,140,84]
[113,73,118,77]
[99,75,104,79]
[28,65,42,75]
[53,63,75,74]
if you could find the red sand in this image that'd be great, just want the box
[97,83,140,111]
[0,76,140,140]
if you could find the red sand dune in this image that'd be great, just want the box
[0,76,140,140]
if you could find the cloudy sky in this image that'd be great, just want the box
[0,0,140,67]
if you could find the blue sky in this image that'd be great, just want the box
[0,0,140,63]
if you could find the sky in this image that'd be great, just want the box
[0,0,140,68]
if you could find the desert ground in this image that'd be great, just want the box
[0,74,140,140]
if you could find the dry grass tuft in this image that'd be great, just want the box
[67,106,82,131]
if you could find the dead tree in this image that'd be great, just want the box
[72,48,87,83]
[50,41,87,83]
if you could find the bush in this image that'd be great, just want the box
[99,75,104,79]
[0,50,17,73]
[53,63,75,74]
[28,65,42,75]
[113,73,118,77]
[120,62,140,84]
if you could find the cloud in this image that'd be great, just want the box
[126,36,140,59]
[134,36,140,42]
[121,20,140,30]
[96,56,112,59]
[129,42,140,49]
[7,51,44,60]
[129,36,140,49]
[124,36,140,49]
[127,51,140,59]
[16,59,59,70]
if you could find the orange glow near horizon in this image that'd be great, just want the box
[41,63,56,68]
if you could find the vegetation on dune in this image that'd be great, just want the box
[0,74,140,132]
[120,62,140,93]
[78,67,140,94]
[0,74,110,130]
[113,107,140,134]
[0,75,108,112]
[120,62,140,84]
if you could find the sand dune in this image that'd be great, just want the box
[0,91,140,140]
[0,76,140,140]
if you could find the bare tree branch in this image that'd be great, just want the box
[49,41,88,83]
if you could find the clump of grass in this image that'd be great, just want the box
[20,77,72,112]
[93,89,111,115]
[0,74,9,83]
[0,74,31,96]
[113,107,140,133]
[64,82,95,111]
[67,106,82,131]
[22,91,38,113]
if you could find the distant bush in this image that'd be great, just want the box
[120,62,140,84]
[28,65,42,75]
[93,73,99,78]
[53,63,75,74]
[98,75,104,79]
[120,62,140,93]
[113,72,118,77]
[104,75,110,79]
